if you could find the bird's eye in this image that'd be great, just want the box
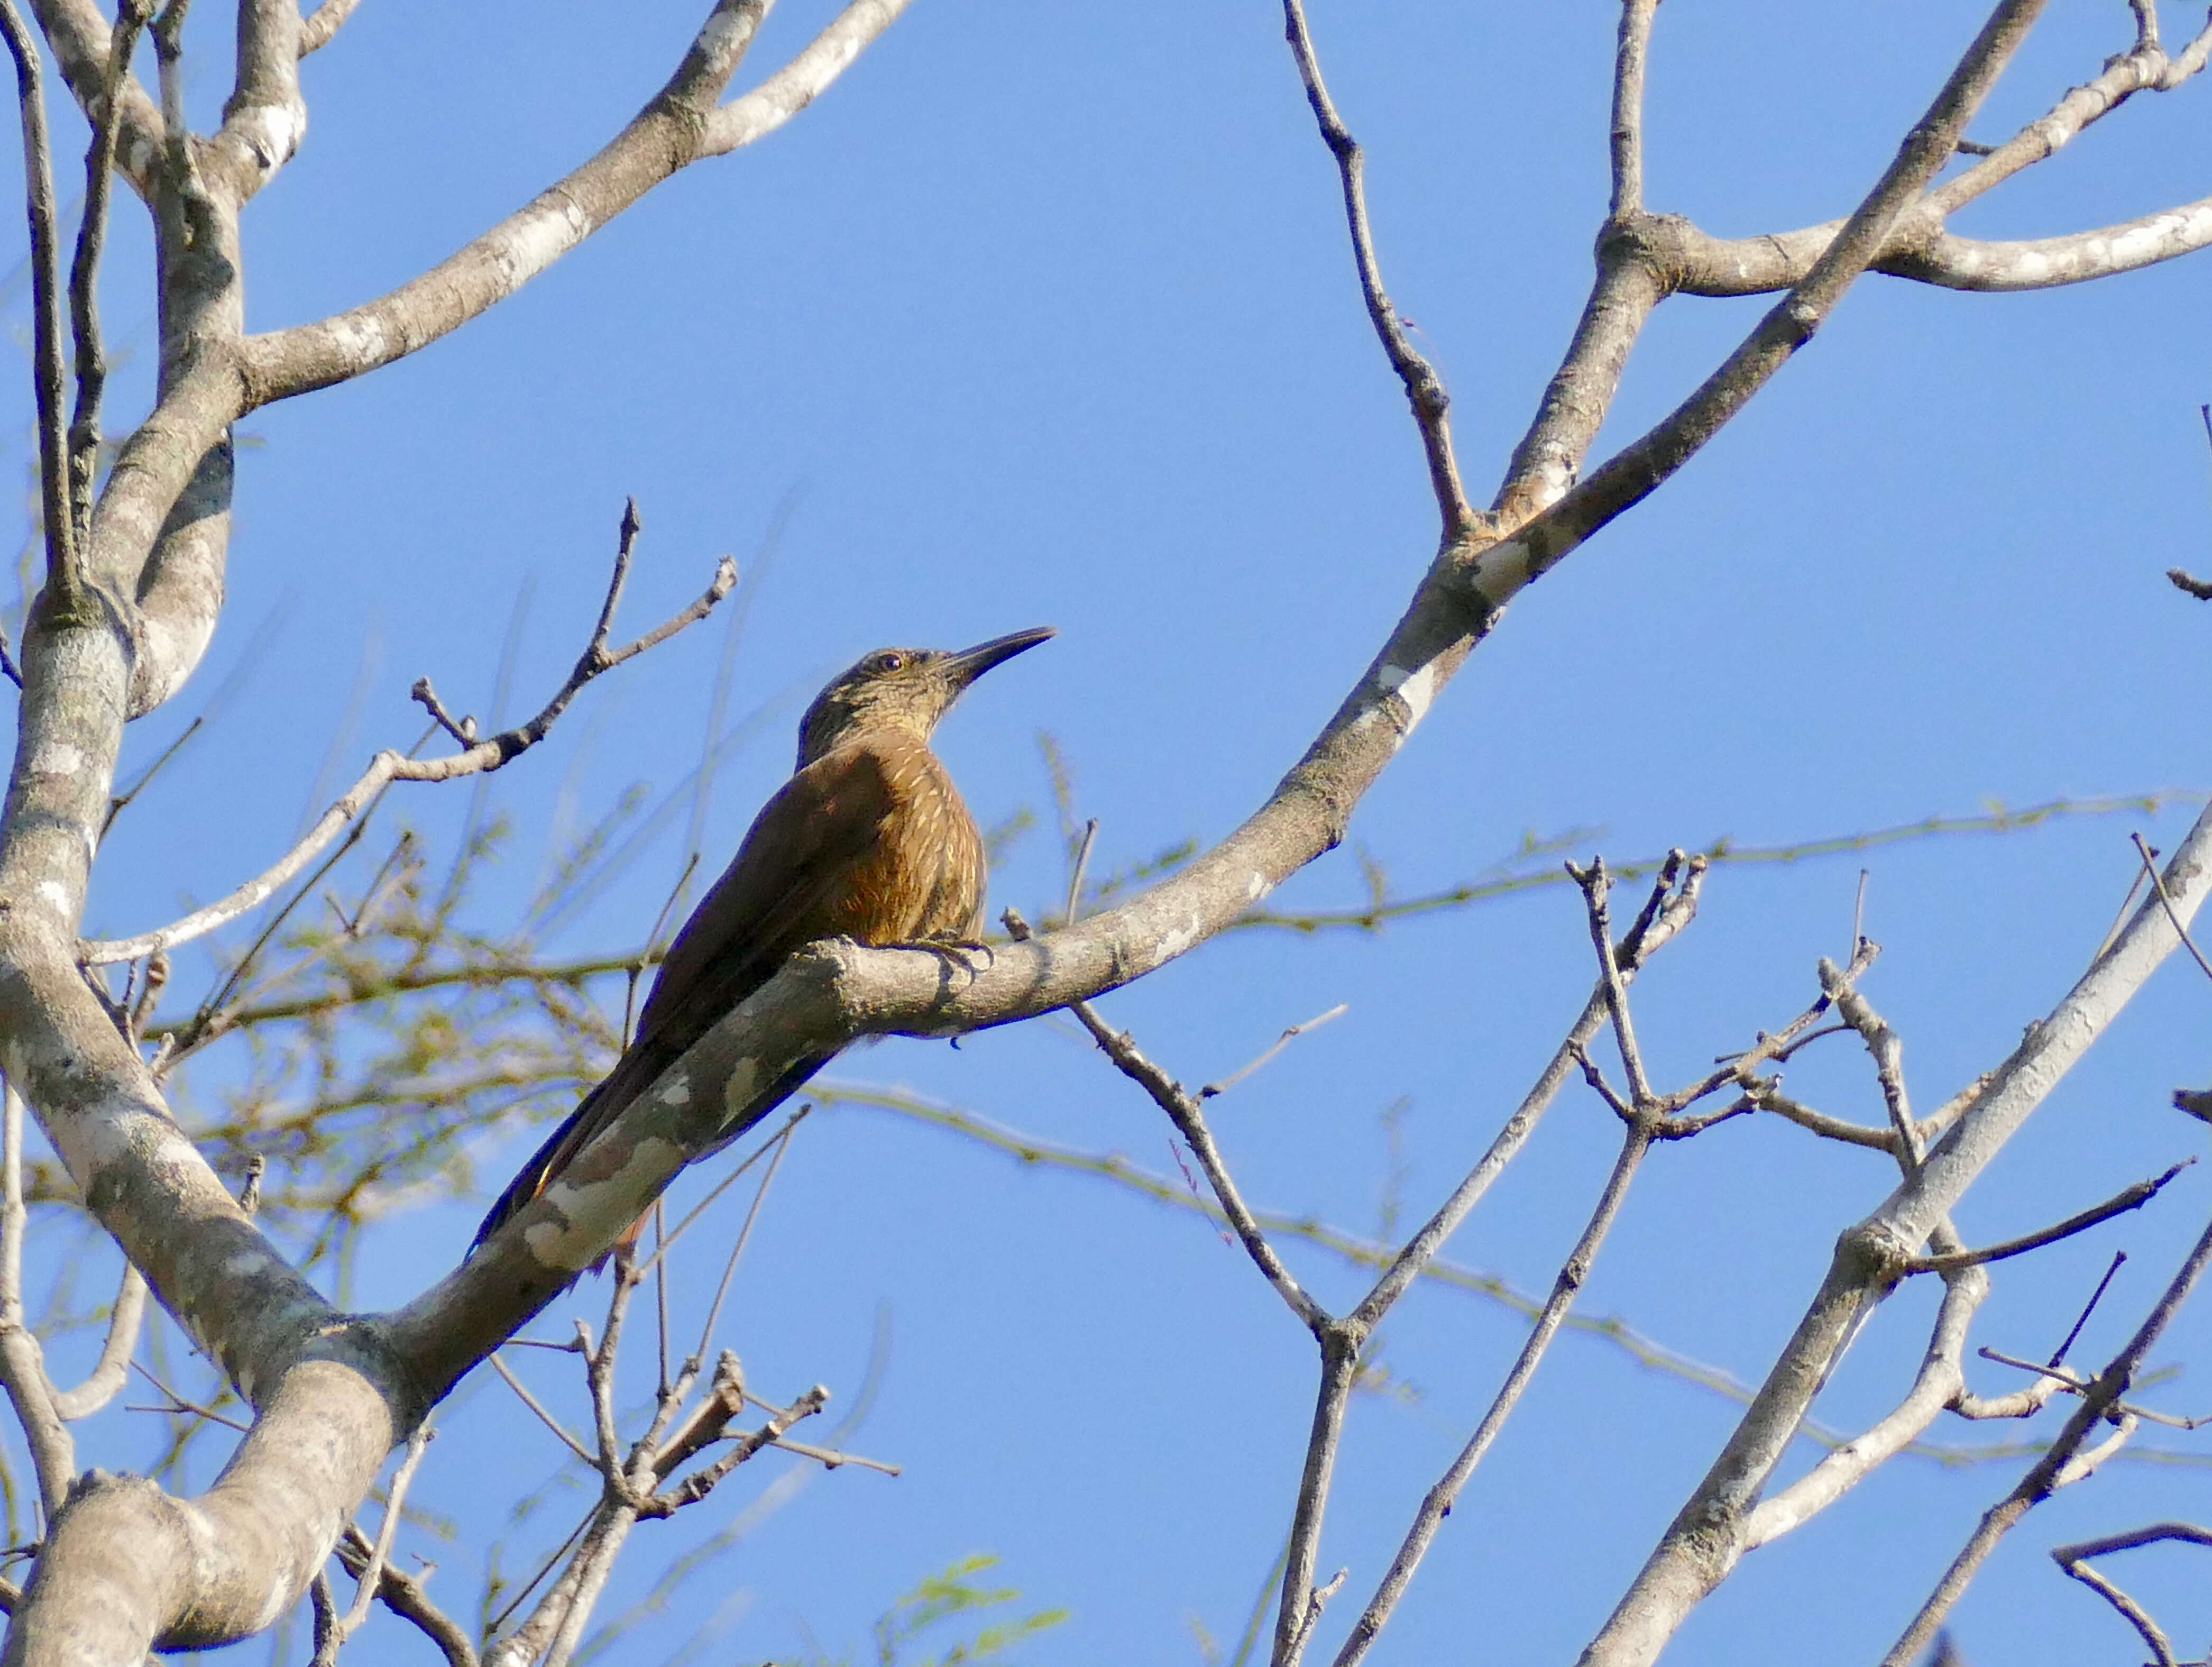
[874,651,906,673]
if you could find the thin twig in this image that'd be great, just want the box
[1906,1161,2191,1275]
[66,1,152,546]
[1571,858,1656,1105]
[629,1107,810,1281]
[1083,1015,1322,1329]
[334,1427,433,1639]
[125,1360,249,1432]
[1333,1118,1654,1667]
[2053,1521,2212,1667]
[1881,1201,2212,1666]
[765,1434,900,1476]
[48,1262,147,1421]
[624,851,700,1048]
[0,0,79,593]
[689,1120,797,1370]
[1201,1004,1349,1099]
[82,540,738,965]
[1064,816,1096,927]
[1825,964,1921,1170]
[334,1523,478,1667]
[1279,0,1473,539]
[490,1355,592,1465]
[2134,831,2212,982]
[0,1082,67,1513]
[2051,1251,2127,1369]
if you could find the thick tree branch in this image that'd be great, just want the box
[296,0,361,57]
[1471,0,2050,620]
[234,0,875,408]
[1578,794,2212,1667]
[201,0,303,207]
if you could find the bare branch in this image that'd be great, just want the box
[702,0,913,155]
[0,0,81,598]
[1609,0,1658,217]
[2053,1522,2212,1667]
[1472,0,2049,613]
[0,1081,69,1513]
[82,543,736,965]
[1199,1003,1348,1100]
[311,1425,431,1664]
[1279,0,1473,540]
[334,1524,477,1667]
[48,1263,146,1422]
[1333,1120,1654,1667]
[1747,1267,1996,1547]
[199,0,303,207]
[490,1355,592,1467]
[1825,964,1921,1168]
[238,0,864,408]
[19,0,160,193]
[1906,1161,2192,1275]
[296,0,362,56]
[1880,1203,2212,1666]
[2134,830,2212,983]
[1582,784,2212,1666]
[64,1,150,547]
[1063,994,1327,1333]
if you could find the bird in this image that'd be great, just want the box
[472,626,1055,1259]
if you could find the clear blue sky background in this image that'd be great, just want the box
[7,2,2212,1662]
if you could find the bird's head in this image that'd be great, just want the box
[797,627,1055,765]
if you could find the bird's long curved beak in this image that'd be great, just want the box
[946,626,1055,691]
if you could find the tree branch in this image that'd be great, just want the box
[1904,1160,2192,1275]
[1608,0,1657,218]
[1580,791,2212,1666]
[81,536,735,966]
[1880,1204,2212,1666]
[19,0,160,194]
[48,1263,147,1422]
[1471,0,2050,618]
[64,1,150,548]
[1280,0,1474,541]
[296,0,362,57]
[233,0,805,407]
[0,0,82,600]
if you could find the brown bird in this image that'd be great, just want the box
[473,626,1055,1256]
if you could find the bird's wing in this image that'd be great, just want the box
[472,747,895,1251]
[631,742,896,1060]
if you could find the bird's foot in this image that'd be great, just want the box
[896,936,994,979]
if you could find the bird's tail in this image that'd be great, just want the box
[471,1052,831,1262]
[471,1076,615,1254]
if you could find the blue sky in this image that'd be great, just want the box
[10,2,2212,1662]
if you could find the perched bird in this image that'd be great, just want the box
[473,626,1055,1257]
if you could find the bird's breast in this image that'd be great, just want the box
[824,738,986,945]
